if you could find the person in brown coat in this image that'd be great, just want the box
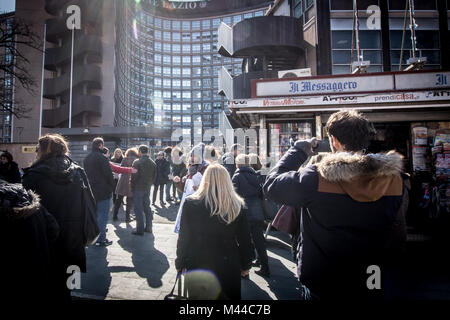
[113,148,139,222]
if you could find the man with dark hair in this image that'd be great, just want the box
[131,145,156,235]
[221,143,242,177]
[83,137,115,246]
[264,109,405,300]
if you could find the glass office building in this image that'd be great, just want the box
[115,0,270,146]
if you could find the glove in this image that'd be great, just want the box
[294,138,318,157]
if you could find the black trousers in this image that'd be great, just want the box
[249,220,269,271]
[152,183,165,203]
[113,195,132,219]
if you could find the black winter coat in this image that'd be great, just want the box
[264,146,404,300]
[0,161,21,183]
[131,155,156,191]
[0,182,59,300]
[221,152,236,177]
[22,155,89,272]
[232,166,265,222]
[175,198,254,300]
[154,158,170,185]
[83,148,115,201]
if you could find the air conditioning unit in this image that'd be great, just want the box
[278,68,311,79]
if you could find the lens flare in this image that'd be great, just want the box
[133,19,138,40]
[183,269,222,300]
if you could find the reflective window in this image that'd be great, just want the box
[155,18,162,28]
[182,56,191,64]
[182,33,191,41]
[163,79,171,87]
[163,67,171,75]
[172,20,181,30]
[202,19,210,29]
[154,78,161,86]
[182,68,191,76]
[154,42,162,51]
[193,56,201,64]
[155,30,161,40]
[173,67,181,75]
[172,32,180,41]
[233,15,242,24]
[212,18,221,27]
[192,21,200,29]
[163,32,171,41]
[182,91,191,99]
[154,54,162,63]
[182,79,191,88]
[163,43,171,53]
[193,44,201,52]
[173,44,181,53]
[182,21,190,30]
[173,56,181,65]
[172,79,181,87]
[192,32,201,41]
[182,44,191,53]
[163,19,171,29]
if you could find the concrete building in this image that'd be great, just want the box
[7,0,273,163]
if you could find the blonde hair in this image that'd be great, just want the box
[112,148,123,160]
[235,154,249,168]
[190,163,244,224]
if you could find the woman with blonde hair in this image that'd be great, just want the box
[111,148,124,203]
[113,147,139,222]
[175,163,254,300]
[22,134,94,300]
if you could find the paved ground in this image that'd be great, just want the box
[72,193,301,300]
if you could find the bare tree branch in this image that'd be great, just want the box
[0,17,43,118]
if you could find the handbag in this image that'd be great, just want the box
[77,168,100,246]
[272,205,298,234]
[261,197,280,220]
[164,271,188,300]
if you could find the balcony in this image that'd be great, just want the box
[43,64,102,99]
[45,0,103,16]
[218,16,306,59]
[45,6,103,43]
[43,95,101,128]
[218,67,279,100]
[45,35,102,71]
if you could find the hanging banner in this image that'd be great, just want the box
[229,90,450,108]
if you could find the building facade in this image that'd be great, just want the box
[114,0,271,147]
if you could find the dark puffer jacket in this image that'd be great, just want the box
[22,155,89,272]
[83,148,115,201]
[264,145,404,300]
[232,166,265,222]
[0,181,59,300]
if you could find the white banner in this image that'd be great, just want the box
[229,90,450,108]
[395,72,450,90]
[255,75,394,97]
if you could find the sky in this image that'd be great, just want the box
[0,0,15,13]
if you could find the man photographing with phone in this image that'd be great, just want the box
[264,109,406,301]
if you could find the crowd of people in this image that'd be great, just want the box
[1,109,408,301]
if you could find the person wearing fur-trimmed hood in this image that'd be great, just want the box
[264,110,405,301]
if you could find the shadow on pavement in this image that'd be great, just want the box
[74,246,111,299]
[241,278,273,300]
[114,224,170,288]
[152,202,178,222]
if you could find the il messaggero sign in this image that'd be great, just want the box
[255,75,394,97]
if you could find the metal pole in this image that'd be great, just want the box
[408,0,417,58]
[68,27,74,128]
[354,0,361,62]
[39,23,46,138]
[399,0,409,70]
